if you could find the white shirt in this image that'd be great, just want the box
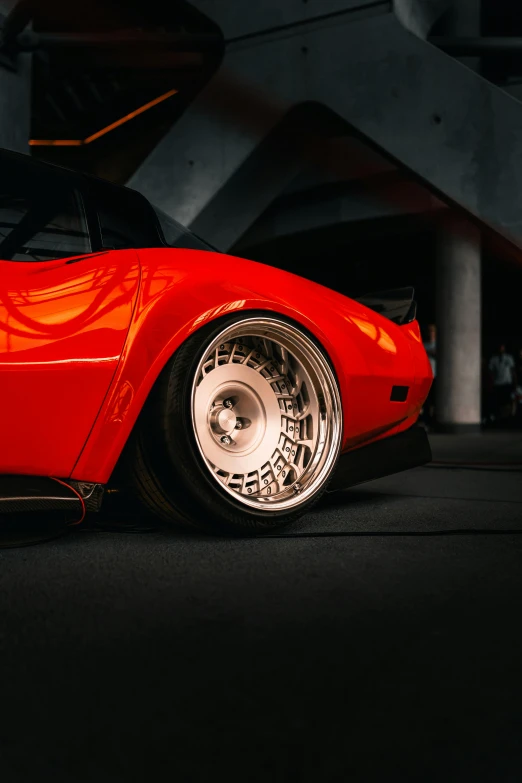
[489,353,515,386]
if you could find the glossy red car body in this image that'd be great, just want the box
[0,247,432,485]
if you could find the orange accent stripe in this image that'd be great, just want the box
[29,139,83,147]
[83,88,178,143]
[29,88,178,147]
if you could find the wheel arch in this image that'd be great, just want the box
[70,288,350,485]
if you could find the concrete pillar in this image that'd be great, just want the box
[434,0,482,433]
[0,0,32,153]
[435,218,482,432]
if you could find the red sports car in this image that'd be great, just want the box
[0,149,432,532]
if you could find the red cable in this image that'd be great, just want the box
[49,477,86,526]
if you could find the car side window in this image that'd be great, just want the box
[95,187,159,250]
[0,195,28,243]
[0,165,90,262]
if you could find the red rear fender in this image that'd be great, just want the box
[72,249,422,482]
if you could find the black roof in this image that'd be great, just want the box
[0,146,146,205]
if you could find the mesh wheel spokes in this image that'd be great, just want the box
[191,319,341,512]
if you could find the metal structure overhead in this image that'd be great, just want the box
[126,0,522,257]
[0,0,222,158]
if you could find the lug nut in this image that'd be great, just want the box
[235,420,243,430]
[221,435,232,445]
[223,398,233,408]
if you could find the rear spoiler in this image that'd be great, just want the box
[355,287,417,325]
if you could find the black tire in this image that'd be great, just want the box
[125,311,342,534]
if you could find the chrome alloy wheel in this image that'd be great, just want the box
[191,317,342,511]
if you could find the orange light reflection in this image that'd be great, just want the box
[29,89,178,147]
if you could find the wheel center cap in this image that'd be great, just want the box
[194,365,283,473]
[215,407,237,433]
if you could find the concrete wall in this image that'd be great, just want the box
[129,0,522,257]
[0,0,31,153]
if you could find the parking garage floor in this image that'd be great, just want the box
[1,432,521,782]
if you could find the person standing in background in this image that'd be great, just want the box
[513,347,522,426]
[488,343,516,423]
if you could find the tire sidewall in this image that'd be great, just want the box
[155,310,342,531]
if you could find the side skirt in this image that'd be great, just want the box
[0,476,104,514]
[328,425,432,493]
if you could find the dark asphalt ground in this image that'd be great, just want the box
[1,433,521,782]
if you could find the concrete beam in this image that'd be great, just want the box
[194,0,382,41]
[394,0,451,37]
[128,2,397,241]
[130,0,522,255]
[235,175,445,252]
